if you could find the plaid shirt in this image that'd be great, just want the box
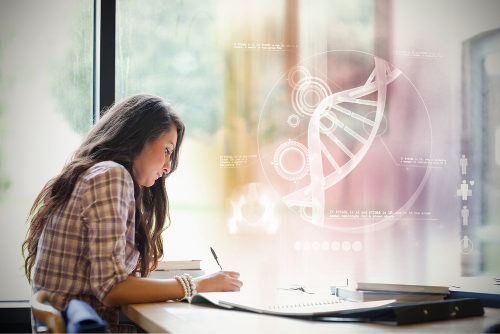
[33,161,139,332]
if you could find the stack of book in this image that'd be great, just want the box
[333,282,450,303]
[150,260,205,279]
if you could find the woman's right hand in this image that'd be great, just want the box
[194,271,243,292]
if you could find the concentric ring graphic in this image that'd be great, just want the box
[272,140,310,182]
[292,76,332,117]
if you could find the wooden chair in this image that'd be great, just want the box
[31,290,65,333]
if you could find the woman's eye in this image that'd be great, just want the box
[165,147,170,154]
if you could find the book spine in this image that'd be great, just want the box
[356,284,448,295]
[150,269,205,279]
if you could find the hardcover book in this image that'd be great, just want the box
[353,282,449,295]
[156,260,201,271]
[336,287,447,302]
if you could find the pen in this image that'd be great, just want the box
[210,247,223,271]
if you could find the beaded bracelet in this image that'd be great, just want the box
[174,274,198,300]
[174,275,188,299]
[181,275,192,297]
[184,273,198,296]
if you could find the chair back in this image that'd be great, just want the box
[31,290,65,333]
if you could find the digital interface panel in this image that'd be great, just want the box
[258,51,433,232]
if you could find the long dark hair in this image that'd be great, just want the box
[22,94,185,282]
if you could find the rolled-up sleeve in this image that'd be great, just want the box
[80,164,135,302]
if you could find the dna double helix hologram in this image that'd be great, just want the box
[283,57,402,226]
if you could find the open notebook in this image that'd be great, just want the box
[189,289,395,317]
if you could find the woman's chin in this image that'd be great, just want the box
[137,178,156,187]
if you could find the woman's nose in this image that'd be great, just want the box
[163,158,171,174]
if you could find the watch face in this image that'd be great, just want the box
[257,50,432,232]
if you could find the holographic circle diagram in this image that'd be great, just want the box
[257,50,433,232]
[272,140,310,182]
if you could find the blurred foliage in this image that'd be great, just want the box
[49,0,227,137]
[51,1,93,136]
[116,0,224,136]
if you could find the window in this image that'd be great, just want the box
[462,28,500,276]
[2,1,499,303]
[116,0,227,260]
[0,0,93,300]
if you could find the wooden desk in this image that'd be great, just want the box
[122,300,500,333]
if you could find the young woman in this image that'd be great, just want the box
[22,94,242,332]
